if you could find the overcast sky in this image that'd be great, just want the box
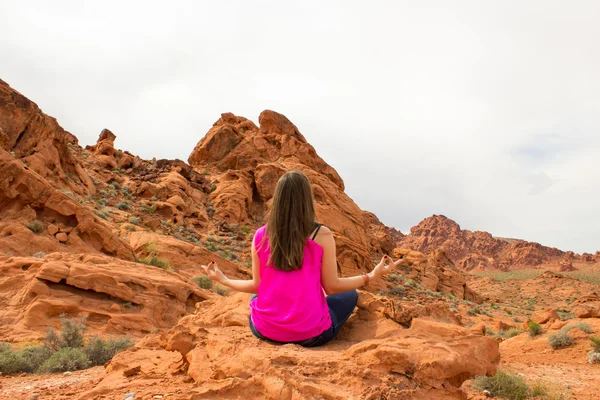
[1,1,598,253]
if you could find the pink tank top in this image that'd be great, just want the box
[250,225,332,342]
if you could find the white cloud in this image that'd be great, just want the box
[0,0,598,253]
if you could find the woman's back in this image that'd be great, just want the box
[249,225,332,342]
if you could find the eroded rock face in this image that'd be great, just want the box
[398,215,566,271]
[0,79,93,194]
[393,248,483,303]
[133,293,501,400]
[0,253,214,341]
[187,111,383,276]
[0,147,134,259]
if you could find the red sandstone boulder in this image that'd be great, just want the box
[531,308,560,324]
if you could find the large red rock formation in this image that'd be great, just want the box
[77,293,499,400]
[188,111,388,276]
[398,215,566,270]
[0,253,213,341]
[0,79,94,194]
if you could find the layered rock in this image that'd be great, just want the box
[84,293,499,400]
[0,147,133,259]
[0,253,214,341]
[0,79,94,194]
[393,248,482,303]
[188,111,386,276]
[399,215,566,271]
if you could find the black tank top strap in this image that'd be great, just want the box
[311,223,322,240]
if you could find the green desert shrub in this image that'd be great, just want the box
[556,309,576,321]
[562,321,593,334]
[389,285,405,296]
[140,203,156,214]
[1,318,131,374]
[471,369,531,400]
[548,332,573,350]
[116,201,131,211]
[505,328,524,338]
[141,255,170,270]
[39,348,90,373]
[588,351,600,364]
[19,345,53,373]
[193,275,213,290]
[129,216,140,225]
[25,220,43,233]
[83,336,132,366]
[0,345,27,374]
[404,279,418,288]
[527,321,542,337]
[214,284,229,296]
[589,336,600,353]
[45,317,88,351]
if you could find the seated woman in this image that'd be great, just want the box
[202,170,400,347]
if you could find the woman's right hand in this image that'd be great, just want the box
[370,256,401,280]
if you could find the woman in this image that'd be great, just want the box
[202,170,399,347]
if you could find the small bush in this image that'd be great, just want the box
[141,256,170,270]
[389,286,405,296]
[39,348,90,373]
[506,328,524,338]
[94,210,109,220]
[214,284,229,296]
[548,332,573,350]
[562,321,593,334]
[0,345,27,374]
[111,182,121,190]
[527,321,542,337]
[125,224,136,232]
[96,198,109,206]
[45,317,88,351]
[556,309,576,321]
[19,346,53,373]
[588,351,600,364]
[33,251,46,259]
[472,369,531,400]
[129,216,140,225]
[83,336,132,367]
[404,279,418,288]
[140,203,156,214]
[388,273,398,282]
[116,201,131,211]
[193,275,213,290]
[26,220,43,233]
[240,225,251,234]
[589,336,600,353]
[209,183,217,193]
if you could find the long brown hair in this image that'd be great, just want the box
[266,170,316,271]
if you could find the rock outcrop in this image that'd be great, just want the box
[393,248,483,303]
[79,293,499,400]
[188,111,389,276]
[0,253,214,341]
[398,215,566,271]
[0,147,133,259]
[0,79,94,194]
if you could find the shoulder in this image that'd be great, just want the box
[313,225,334,245]
[253,225,268,246]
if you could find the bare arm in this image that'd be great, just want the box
[319,226,400,295]
[201,235,261,294]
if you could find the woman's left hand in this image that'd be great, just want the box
[201,261,226,283]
